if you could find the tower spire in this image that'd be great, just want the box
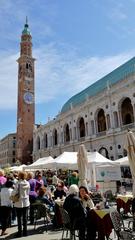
[22,17,30,35]
[26,16,28,25]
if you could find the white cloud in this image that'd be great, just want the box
[35,44,134,103]
[0,43,134,110]
[107,1,127,21]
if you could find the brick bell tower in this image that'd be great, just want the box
[16,18,35,164]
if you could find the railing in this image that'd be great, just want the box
[78,137,85,142]
[96,131,106,137]
[64,141,70,145]
[121,123,135,131]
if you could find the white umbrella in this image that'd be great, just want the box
[125,130,135,195]
[77,144,88,187]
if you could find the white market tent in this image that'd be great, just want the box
[47,152,77,170]
[9,164,26,172]
[114,156,129,166]
[52,151,120,186]
[87,152,118,166]
[23,151,120,187]
[39,151,119,170]
[87,152,120,186]
[24,156,54,170]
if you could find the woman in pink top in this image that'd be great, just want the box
[0,169,7,186]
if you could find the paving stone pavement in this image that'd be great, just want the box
[0,223,63,240]
[0,222,118,240]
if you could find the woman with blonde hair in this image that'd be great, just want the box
[11,171,30,237]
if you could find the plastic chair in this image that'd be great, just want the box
[31,202,49,231]
[110,210,135,240]
[59,207,79,240]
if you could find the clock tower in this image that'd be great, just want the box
[16,18,35,164]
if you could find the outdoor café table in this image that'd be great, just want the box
[87,208,114,240]
[116,194,133,214]
[54,198,65,207]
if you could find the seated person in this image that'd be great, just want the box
[79,186,95,210]
[63,184,86,240]
[60,180,68,193]
[54,183,66,199]
[37,186,54,208]
[79,186,96,240]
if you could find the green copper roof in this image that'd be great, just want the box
[22,17,31,35]
[61,57,135,113]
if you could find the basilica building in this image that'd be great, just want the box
[33,57,135,161]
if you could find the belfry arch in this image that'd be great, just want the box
[121,97,134,125]
[77,117,86,138]
[64,123,70,142]
[44,133,48,148]
[53,129,58,146]
[36,136,40,150]
[97,109,106,132]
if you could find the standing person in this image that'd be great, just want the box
[0,169,7,190]
[0,180,13,236]
[11,171,30,237]
[27,172,39,224]
[69,171,79,185]
[63,184,86,240]
[36,172,44,187]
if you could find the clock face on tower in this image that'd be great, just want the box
[23,92,34,104]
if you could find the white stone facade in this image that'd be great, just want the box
[33,61,135,161]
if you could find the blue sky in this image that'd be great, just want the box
[1,0,135,139]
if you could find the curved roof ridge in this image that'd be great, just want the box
[61,57,135,113]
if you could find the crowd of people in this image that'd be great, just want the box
[0,168,103,240]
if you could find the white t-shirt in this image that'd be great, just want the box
[0,187,13,207]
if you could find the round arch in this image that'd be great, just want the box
[36,136,40,150]
[52,128,58,146]
[43,132,48,148]
[96,108,107,132]
[63,123,70,142]
[99,147,109,159]
[77,117,86,138]
[120,97,134,125]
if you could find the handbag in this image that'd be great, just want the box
[10,193,20,203]
[10,183,20,203]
